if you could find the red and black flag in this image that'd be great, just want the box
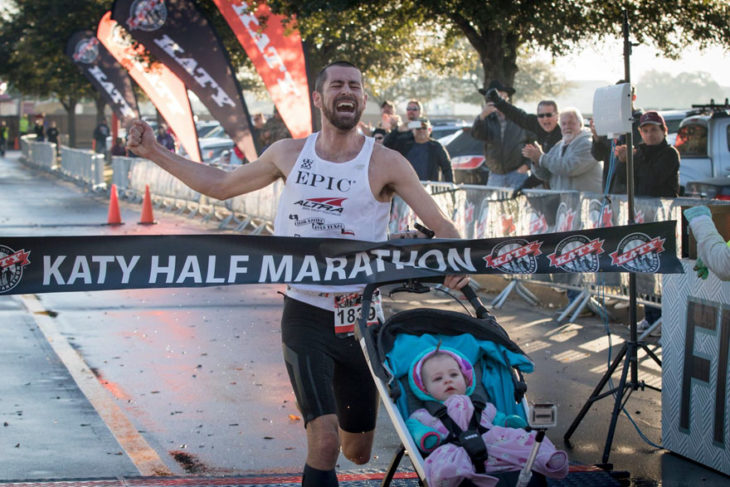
[97,12,202,162]
[66,30,140,127]
[112,0,258,160]
[212,0,312,139]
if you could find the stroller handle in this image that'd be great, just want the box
[356,279,491,343]
[461,284,490,320]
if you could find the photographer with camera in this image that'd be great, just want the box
[472,80,533,188]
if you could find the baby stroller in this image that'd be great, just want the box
[355,278,552,487]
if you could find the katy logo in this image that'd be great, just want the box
[633,209,645,224]
[548,236,604,272]
[300,158,314,170]
[484,239,542,274]
[0,246,30,294]
[588,199,613,229]
[501,214,516,236]
[555,203,576,233]
[528,210,548,234]
[475,201,490,238]
[610,233,664,273]
[73,37,99,64]
[454,201,475,236]
[294,197,346,215]
[127,0,167,32]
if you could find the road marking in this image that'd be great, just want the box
[21,294,172,476]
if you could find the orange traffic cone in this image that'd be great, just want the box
[138,185,156,225]
[107,184,123,225]
[13,137,19,150]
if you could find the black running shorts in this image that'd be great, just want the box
[281,296,378,432]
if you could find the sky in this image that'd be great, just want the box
[482,40,730,116]
[547,41,730,83]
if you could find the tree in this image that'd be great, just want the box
[272,0,730,94]
[0,0,111,147]
[637,70,726,109]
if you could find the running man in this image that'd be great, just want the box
[127,61,467,487]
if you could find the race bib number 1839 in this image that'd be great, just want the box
[334,291,381,335]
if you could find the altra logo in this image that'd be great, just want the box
[127,0,167,32]
[610,233,664,273]
[294,197,346,215]
[484,239,542,274]
[548,235,604,272]
[0,245,30,294]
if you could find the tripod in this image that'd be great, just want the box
[562,11,662,466]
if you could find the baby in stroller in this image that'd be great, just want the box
[406,344,569,487]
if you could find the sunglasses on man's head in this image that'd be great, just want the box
[537,112,555,118]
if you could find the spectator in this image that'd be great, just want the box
[487,92,563,191]
[110,137,127,157]
[613,111,679,198]
[615,111,680,332]
[0,120,7,156]
[156,124,175,151]
[252,112,266,151]
[383,99,423,152]
[378,100,400,132]
[472,80,533,188]
[372,128,386,144]
[591,81,643,193]
[18,114,30,136]
[261,107,291,149]
[522,107,602,193]
[46,120,60,156]
[387,118,453,182]
[93,119,110,154]
[33,116,45,142]
[487,92,562,155]
[683,206,730,282]
[524,107,602,313]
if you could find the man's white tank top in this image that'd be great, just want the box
[274,132,391,310]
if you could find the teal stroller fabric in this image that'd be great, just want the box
[386,332,534,421]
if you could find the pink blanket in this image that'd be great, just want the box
[410,395,569,487]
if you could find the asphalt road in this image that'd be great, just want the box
[1,151,728,486]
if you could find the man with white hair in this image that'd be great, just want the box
[521,108,602,193]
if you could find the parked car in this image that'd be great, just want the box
[659,109,701,145]
[196,120,222,138]
[199,136,235,163]
[684,176,730,201]
[430,118,469,140]
[673,101,730,190]
[444,127,488,185]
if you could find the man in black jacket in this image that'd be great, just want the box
[387,118,453,182]
[486,90,562,154]
[485,89,562,190]
[472,80,532,188]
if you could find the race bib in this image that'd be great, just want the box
[334,291,382,335]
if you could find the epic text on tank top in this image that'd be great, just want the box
[274,132,390,310]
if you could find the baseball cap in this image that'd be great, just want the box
[639,111,667,130]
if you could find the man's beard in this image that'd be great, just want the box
[322,97,362,131]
